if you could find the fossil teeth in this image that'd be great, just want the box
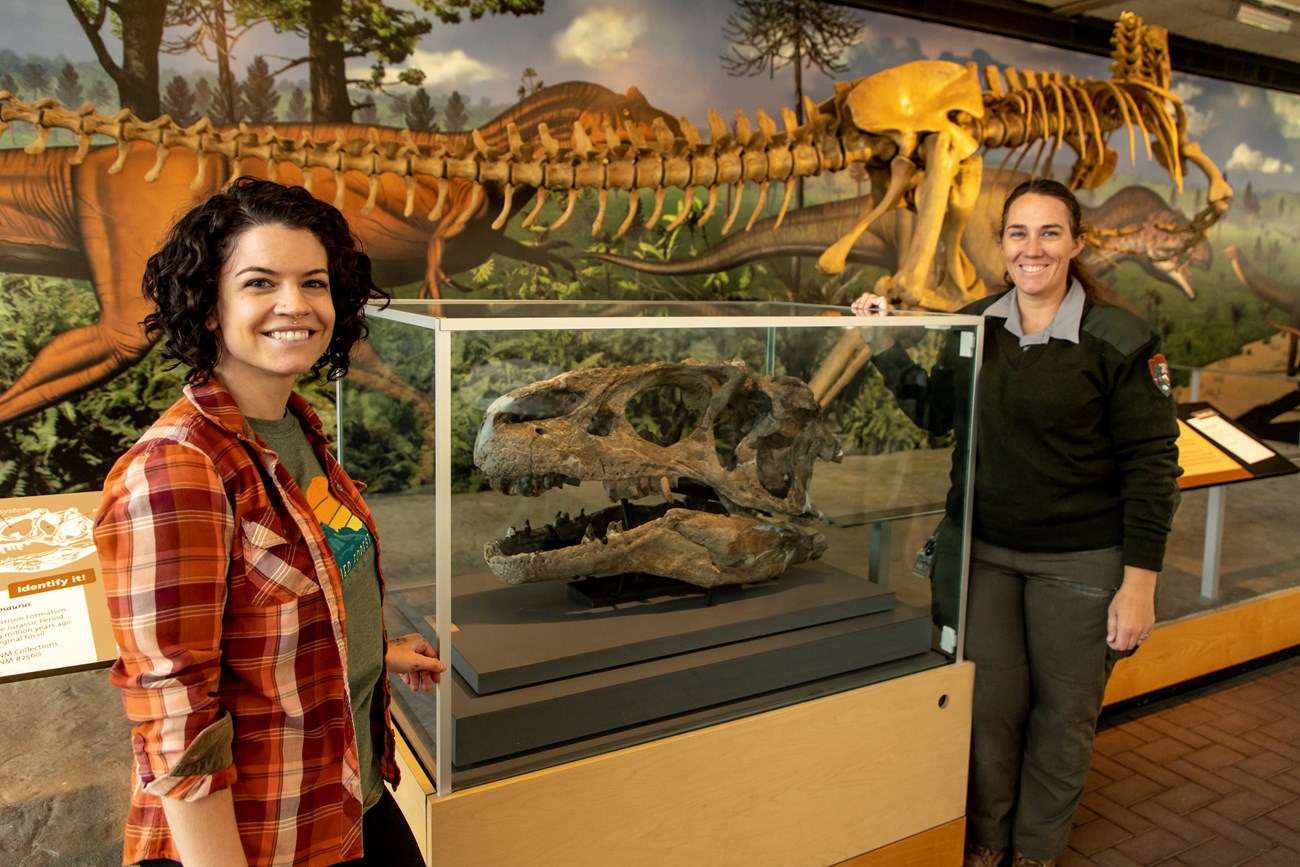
[581,524,597,543]
[660,476,673,503]
[606,520,623,538]
[505,525,517,538]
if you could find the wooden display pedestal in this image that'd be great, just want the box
[390,661,973,867]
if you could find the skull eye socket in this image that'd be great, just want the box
[494,388,584,424]
[625,384,704,446]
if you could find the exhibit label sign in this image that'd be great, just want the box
[1175,403,1299,490]
[0,492,117,683]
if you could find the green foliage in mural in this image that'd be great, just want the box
[0,275,167,496]
[839,333,955,455]
[0,273,338,497]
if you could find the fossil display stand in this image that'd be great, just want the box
[337,301,983,865]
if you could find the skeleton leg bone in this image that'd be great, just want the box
[816,155,917,276]
[933,155,986,308]
[878,132,966,307]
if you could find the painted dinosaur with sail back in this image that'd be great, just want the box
[0,81,678,426]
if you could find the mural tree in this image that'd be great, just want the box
[402,86,438,131]
[19,60,49,96]
[720,0,863,243]
[160,73,198,125]
[193,77,214,116]
[241,54,279,122]
[517,66,543,99]
[65,0,166,117]
[286,85,308,121]
[444,88,468,129]
[63,0,543,123]
[247,0,544,122]
[720,0,862,128]
[55,63,83,106]
[165,0,259,124]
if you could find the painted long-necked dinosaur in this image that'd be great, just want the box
[0,82,677,426]
[589,169,1212,304]
[1225,244,1300,375]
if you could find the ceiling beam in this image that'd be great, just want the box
[838,0,1300,94]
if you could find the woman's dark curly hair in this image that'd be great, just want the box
[998,177,1123,307]
[141,176,391,384]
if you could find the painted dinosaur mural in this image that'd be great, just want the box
[0,11,1243,457]
[590,169,1213,304]
[1225,244,1300,376]
[0,81,677,426]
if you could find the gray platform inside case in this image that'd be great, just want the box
[449,604,930,766]
[389,562,932,768]
[400,562,897,693]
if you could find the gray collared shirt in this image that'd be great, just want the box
[985,280,1085,348]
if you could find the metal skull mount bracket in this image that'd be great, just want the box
[472,359,843,590]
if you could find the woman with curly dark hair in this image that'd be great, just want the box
[94,177,444,867]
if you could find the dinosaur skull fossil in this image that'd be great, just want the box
[472,359,842,589]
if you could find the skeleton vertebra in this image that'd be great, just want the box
[0,14,1230,315]
[473,359,842,589]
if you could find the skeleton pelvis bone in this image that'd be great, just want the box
[473,359,842,589]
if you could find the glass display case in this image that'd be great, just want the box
[337,300,983,793]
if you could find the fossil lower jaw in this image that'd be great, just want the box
[481,483,826,590]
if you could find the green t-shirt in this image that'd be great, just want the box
[248,412,385,811]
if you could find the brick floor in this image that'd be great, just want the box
[1063,655,1300,866]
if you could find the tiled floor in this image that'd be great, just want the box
[1063,654,1300,866]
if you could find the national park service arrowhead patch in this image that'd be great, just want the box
[1148,353,1171,397]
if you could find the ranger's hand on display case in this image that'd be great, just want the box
[851,292,898,355]
[851,292,890,316]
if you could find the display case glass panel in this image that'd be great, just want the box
[337,300,983,791]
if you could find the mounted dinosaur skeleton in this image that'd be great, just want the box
[590,170,1213,303]
[0,13,1231,433]
[472,359,842,589]
[0,13,1228,315]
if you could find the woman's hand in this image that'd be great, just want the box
[386,632,447,692]
[1107,566,1157,651]
[851,292,891,316]
[851,292,896,354]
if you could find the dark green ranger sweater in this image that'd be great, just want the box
[873,291,1181,572]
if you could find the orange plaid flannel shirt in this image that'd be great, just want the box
[94,379,398,867]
